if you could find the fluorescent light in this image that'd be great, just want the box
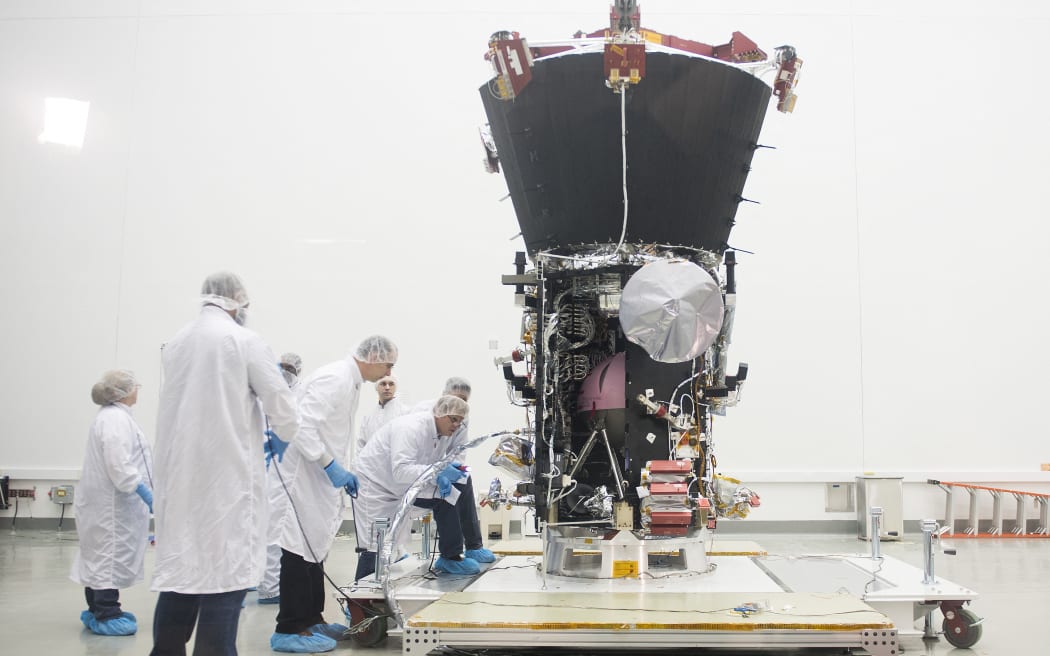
[39,97,90,148]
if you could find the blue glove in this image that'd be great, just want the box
[135,482,153,513]
[264,430,289,467]
[344,476,359,498]
[324,460,356,489]
[439,463,467,483]
[437,474,453,498]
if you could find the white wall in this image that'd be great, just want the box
[2,1,1048,524]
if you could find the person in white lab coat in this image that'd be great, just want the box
[357,375,408,452]
[70,369,152,636]
[353,395,493,580]
[257,352,303,606]
[150,272,300,656]
[410,376,473,450]
[269,336,397,654]
[406,376,494,569]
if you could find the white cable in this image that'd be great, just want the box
[612,84,629,255]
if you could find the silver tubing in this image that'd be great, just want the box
[374,517,390,580]
[380,429,517,628]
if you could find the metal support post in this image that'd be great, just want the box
[989,490,1002,535]
[964,488,979,535]
[374,517,390,579]
[936,482,955,535]
[923,608,938,639]
[869,507,883,560]
[1011,492,1027,535]
[421,512,433,560]
[1035,497,1049,535]
[921,519,938,584]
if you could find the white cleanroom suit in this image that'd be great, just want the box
[152,305,299,593]
[70,402,152,589]
[357,396,408,453]
[352,412,451,551]
[272,356,362,562]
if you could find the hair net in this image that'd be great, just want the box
[200,271,249,311]
[279,352,302,376]
[432,394,469,418]
[354,335,398,364]
[442,376,471,397]
[91,369,138,406]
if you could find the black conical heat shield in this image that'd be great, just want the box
[481,51,772,256]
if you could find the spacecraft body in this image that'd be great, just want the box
[480,3,800,577]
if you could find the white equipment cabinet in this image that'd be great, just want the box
[857,475,904,541]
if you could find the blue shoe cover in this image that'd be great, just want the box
[465,548,496,563]
[79,610,93,629]
[270,631,336,653]
[434,556,480,575]
[87,614,137,636]
[258,594,281,605]
[309,622,349,640]
[119,611,137,622]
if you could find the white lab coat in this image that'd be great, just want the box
[69,403,152,590]
[353,412,452,550]
[357,396,409,453]
[152,306,299,593]
[272,357,362,563]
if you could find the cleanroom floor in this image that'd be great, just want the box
[0,528,1044,655]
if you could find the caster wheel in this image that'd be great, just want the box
[943,607,982,648]
[351,614,387,647]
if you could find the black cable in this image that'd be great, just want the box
[59,504,66,529]
[267,434,382,626]
[11,497,18,529]
[349,495,365,554]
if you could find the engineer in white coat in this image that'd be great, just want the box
[257,352,304,606]
[407,376,492,568]
[269,336,397,654]
[357,374,408,452]
[70,369,153,637]
[354,395,494,580]
[150,272,300,656]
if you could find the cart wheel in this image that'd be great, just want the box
[351,614,388,647]
[942,607,982,648]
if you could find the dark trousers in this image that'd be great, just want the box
[275,548,325,635]
[85,587,122,620]
[149,589,247,656]
[355,477,483,580]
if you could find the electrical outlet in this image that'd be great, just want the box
[50,485,74,504]
[10,488,35,499]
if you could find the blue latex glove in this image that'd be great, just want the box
[324,460,356,488]
[343,476,359,498]
[436,474,453,498]
[264,429,289,467]
[135,481,153,513]
[439,463,467,483]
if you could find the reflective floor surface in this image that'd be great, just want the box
[1,528,1044,655]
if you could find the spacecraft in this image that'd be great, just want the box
[481,0,801,577]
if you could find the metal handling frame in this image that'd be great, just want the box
[339,507,981,654]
